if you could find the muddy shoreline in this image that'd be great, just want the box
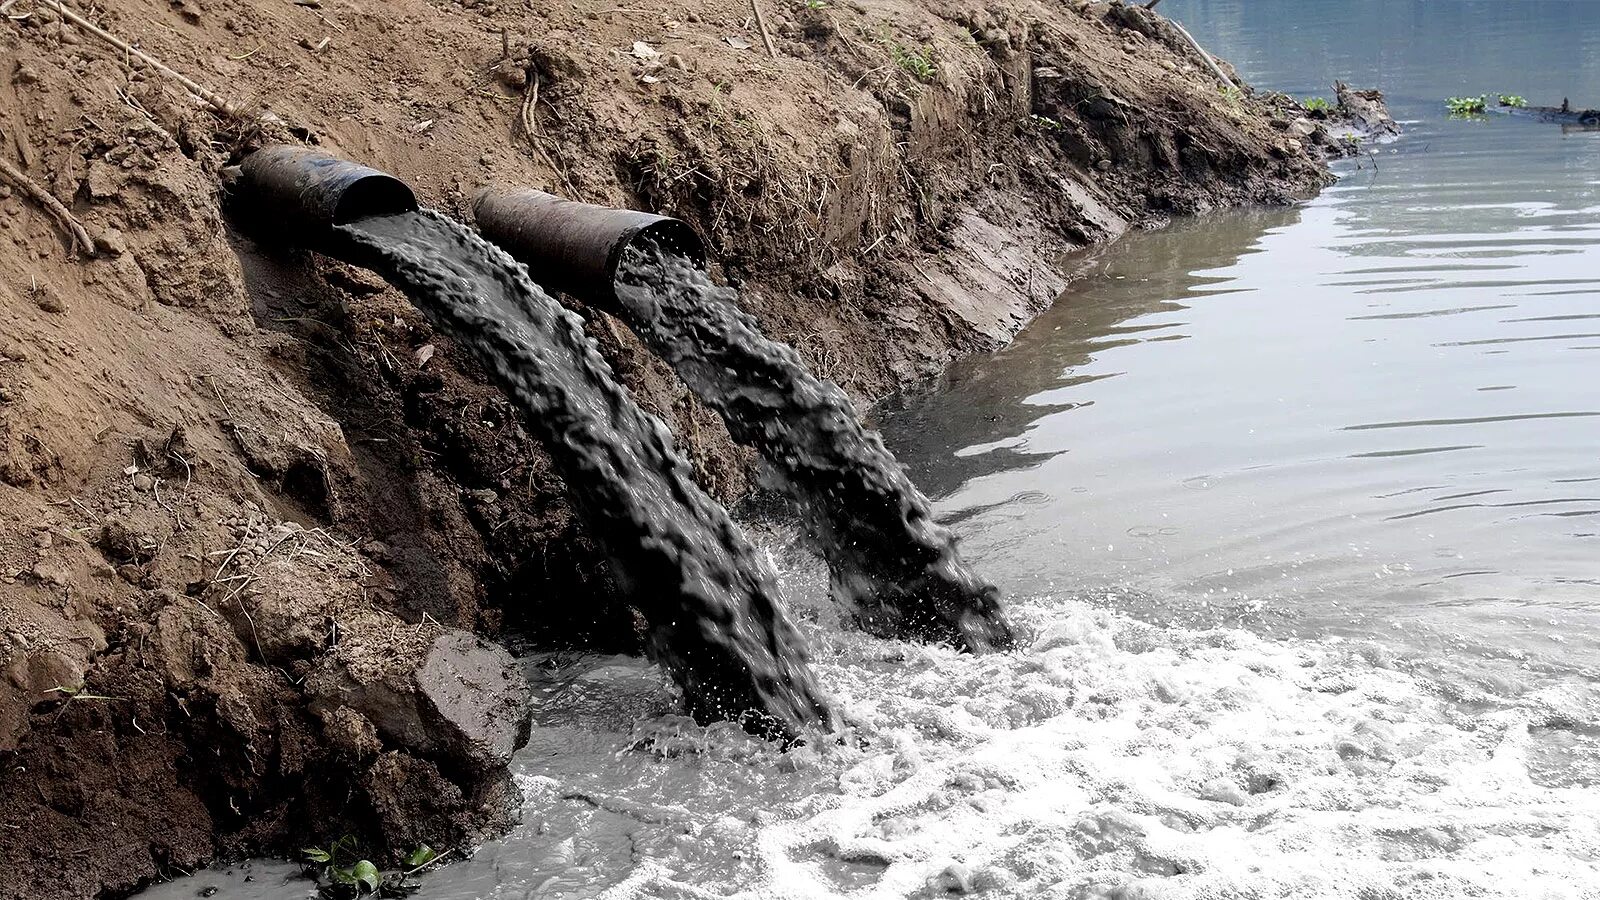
[1,0,1362,896]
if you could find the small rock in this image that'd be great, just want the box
[30,560,69,587]
[131,473,155,491]
[85,161,122,202]
[32,284,66,314]
[95,228,128,257]
[12,64,40,86]
[496,65,527,90]
[34,531,52,549]
[666,54,687,71]
[1095,158,1113,171]
[170,0,203,24]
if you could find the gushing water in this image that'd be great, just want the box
[613,245,1012,652]
[334,210,829,735]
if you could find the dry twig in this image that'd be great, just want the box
[1169,19,1237,92]
[0,156,96,256]
[749,0,778,59]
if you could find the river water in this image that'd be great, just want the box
[142,2,1600,898]
[882,0,1600,685]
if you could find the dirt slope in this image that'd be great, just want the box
[0,0,1334,896]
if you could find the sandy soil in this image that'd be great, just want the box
[0,0,1341,895]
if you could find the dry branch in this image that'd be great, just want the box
[0,155,95,256]
[1169,19,1237,92]
[32,0,297,132]
[36,1,246,117]
[749,0,778,59]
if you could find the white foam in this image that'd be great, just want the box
[597,595,1600,899]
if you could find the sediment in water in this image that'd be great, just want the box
[615,245,1012,651]
[333,210,830,736]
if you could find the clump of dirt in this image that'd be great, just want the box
[2,0,1347,896]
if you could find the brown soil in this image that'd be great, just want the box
[0,0,1342,896]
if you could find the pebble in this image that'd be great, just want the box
[96,228,128,257]
[132,473,155,491]
[32,284,67,315]
[1095,158,1113,171]
[30,560,69,587]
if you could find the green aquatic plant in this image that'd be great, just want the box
[1498,94,1527,108]
[302,838,437,898]
[303,837,379,897]
[1446,95,1488,116]
[1301,96,1332,113]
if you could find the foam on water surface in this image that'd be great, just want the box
[410,559,1600,900]
[139,570,1600,900]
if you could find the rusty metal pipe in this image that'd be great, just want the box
[235,145,417,240]
[472,187,706,308]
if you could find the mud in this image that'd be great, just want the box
[2,0,1341,896]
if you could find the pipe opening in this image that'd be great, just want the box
[234,145,417,240]
[331,173,418,225]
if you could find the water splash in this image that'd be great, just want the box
[613,245,1013,652]
[334,210,830,735]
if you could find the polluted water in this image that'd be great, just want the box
[332,208,830,736]
[140,220,1600,897]
[612,244,1012,652]
[141,537,1600,899]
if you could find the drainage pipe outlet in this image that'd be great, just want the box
[235,145,417,242]
[473,187,706,308]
